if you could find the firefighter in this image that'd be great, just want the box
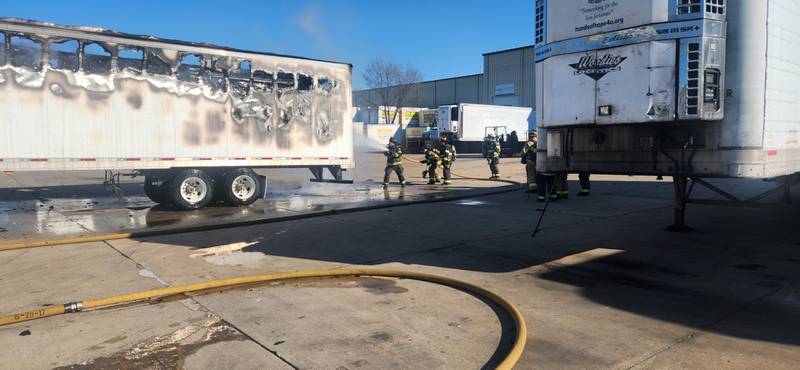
[383,138,407,187]
[536,172,554,202]
[556,172,569,199]
[486,133,501,179]
[521,130,538,193]
[439,136,456,185]
[420,144,441,185]
[421,146,430,179]
[578,171,591,196]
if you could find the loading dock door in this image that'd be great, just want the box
[596,41,677,124]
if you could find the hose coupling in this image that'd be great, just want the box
[63,301,84,313]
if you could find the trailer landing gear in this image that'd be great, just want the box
[668,174,798,232]
[667,176,693,233]
[310,166,353,184]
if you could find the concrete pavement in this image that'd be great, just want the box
[1,154,799,369]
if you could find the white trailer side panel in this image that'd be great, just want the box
[764,0,800,176]
[721,1,768,149]
[459,104,532,141]
[766,0,800,151]
[0,20,353,172]
[546,0,669,44]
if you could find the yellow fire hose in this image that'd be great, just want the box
[402,156,520,186]
[0,268,527,370]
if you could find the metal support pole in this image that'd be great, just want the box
[667,175,693,232]
[532,175,559,237]
[328,166,344,182]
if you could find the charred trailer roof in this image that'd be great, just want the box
[0,18,354,172]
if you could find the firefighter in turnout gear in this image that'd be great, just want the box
[439,136,456,185]
[521,131,538,193]
[555,172,569,199]
[421,144,441,185]
[383,138,407,187]
[537,173,555,202]
[486,133,501,179]
[578,171,591,196]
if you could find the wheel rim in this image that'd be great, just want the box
[180,177,208,204]
[231,175,257,201]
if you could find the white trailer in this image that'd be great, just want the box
[437,103,533,153]
[535,0,799,228]
[0,19,353,209]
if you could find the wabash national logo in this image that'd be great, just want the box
[569,54,627,81]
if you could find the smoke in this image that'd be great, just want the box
[252,126,384,197]
[294,3,338,59]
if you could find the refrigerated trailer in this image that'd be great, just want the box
[0,19,354,209]
[534,0,799,229]
[437,103,533,153]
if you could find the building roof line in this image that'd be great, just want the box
[482,44,535,56]
[355,73,483,93]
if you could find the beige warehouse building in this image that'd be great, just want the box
[353,45,536,111]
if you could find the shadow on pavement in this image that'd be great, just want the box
[125,180,800,346]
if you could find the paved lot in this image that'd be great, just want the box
[0,153,521,245]
[1,154,799,369]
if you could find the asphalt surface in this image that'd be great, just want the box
[1,153,799,369]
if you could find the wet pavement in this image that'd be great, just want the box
[0,153,523,246]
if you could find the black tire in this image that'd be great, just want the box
[222,168,261,206]
[169,169,214,210]
[144,175,171,204]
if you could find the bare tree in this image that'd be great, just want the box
[362,59,422,125]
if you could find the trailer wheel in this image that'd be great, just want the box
[223,168,261,206]
[144,175,171,205]
[170,169,214,210]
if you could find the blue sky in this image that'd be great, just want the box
[2,0,534,89]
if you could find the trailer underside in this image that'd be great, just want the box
[538,123,800,230]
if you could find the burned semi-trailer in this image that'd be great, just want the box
[0,18,354,210]
[534,0,800,229]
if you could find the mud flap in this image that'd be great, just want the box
[258,175,268,200]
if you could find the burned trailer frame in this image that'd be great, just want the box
[0,18,354,209]
[534,0,800,230]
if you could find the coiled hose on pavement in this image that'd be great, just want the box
[0,268,527,370]
[0,158,528,367]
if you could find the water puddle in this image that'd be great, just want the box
[53,319,246,370]
[455,199,487,206]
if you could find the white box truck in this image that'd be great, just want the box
[437,103,533,154]
[535,0,799,228]
[0,19,354,210]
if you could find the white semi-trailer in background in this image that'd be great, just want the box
[535,0,799,229]
[0,19,354,210]
[437,103,533,154]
